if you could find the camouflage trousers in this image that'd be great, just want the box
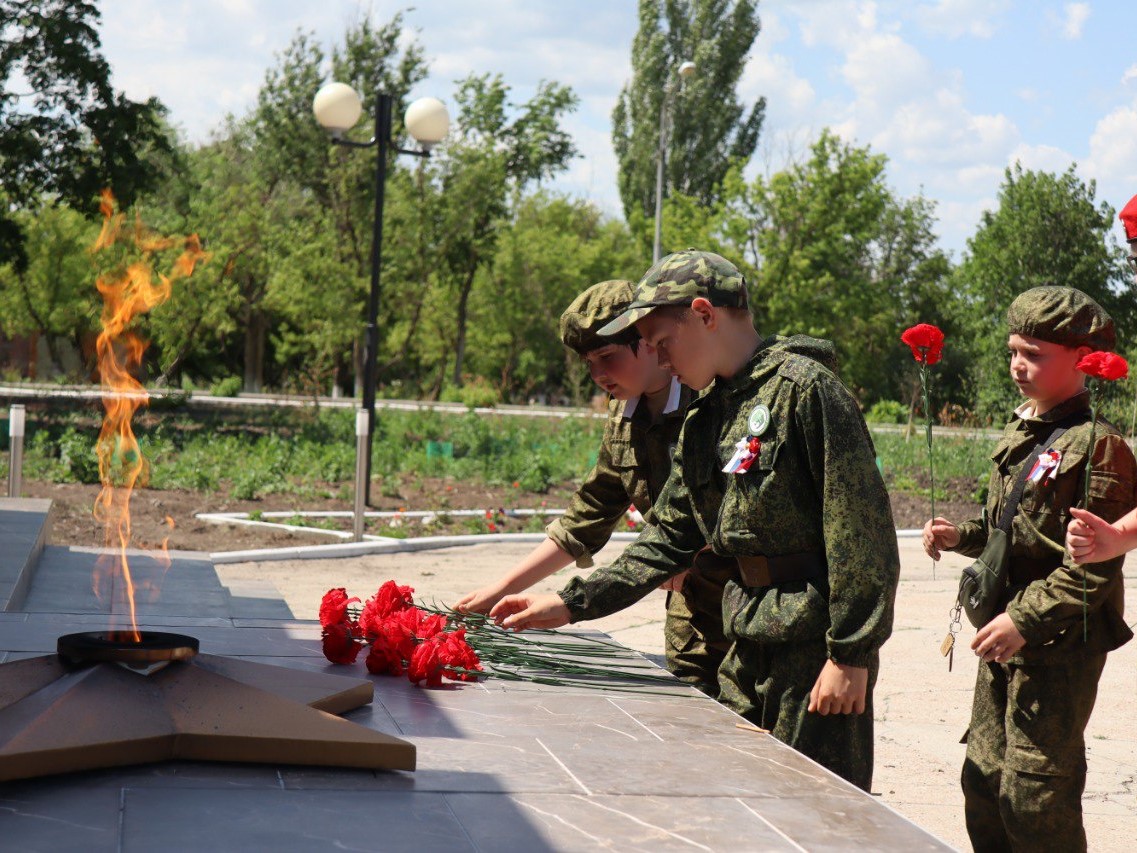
[717,634,877,792]
[962,655,1105,853]
[664,551,735,698]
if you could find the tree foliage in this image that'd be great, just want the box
[0,0,173,268]
[612,0,765,221]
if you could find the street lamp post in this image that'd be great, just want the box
[313,84,449,504]
[653,60,697,263]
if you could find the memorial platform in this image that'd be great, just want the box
[0,499,951,851]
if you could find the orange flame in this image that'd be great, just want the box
[91,189,206,641]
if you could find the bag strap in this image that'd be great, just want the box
[995,414,1084,533]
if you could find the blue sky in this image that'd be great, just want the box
[96,1,1137,256]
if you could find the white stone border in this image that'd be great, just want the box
[200,508,923,564]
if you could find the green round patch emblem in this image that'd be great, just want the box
[747,404,770,436]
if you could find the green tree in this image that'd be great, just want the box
[750,131,953,404]
[0,0,173,266]
[245,16,427,392]
[417,74,579,390]
[612,0,765,221]
[137,131,263,388]
[955,164,1135,421]
[466,192,645,402]
[0,203,98,375]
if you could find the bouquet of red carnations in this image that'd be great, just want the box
[319,581,482,687]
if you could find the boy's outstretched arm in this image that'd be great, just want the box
[1067,506,1137,564]
[456,539,574,614]
[491,593,571,631]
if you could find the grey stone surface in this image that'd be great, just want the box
[0,613,952,851]
[0,498,52,612]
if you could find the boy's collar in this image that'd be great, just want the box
[1013,389,1090,424]
[622,376,682,419]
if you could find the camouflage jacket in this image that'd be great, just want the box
[953,390,1136,662]
[546,378,692,568]
[559,336,900,668]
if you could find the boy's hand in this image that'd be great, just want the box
[971,613,1026,663]
[922,516,960,560]
[659,570,689,592]
[490,594,571,631]
[807,660,868,715]
[455,585,506,615]
[1067,507,1125,564]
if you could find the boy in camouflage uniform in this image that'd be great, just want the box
[923,286,1135,852]
[456,279,733,696]
[492,250,900,791]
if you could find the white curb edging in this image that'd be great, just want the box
[210,531,642,564]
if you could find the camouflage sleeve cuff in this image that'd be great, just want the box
[1005,602,1047,646]
[952,519,987,558]
[827,646,876,669]
[557,581,588,623]
[545,519,596,569]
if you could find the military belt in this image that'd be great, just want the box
[736,551,827,588]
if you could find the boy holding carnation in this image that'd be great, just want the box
[491,250,900,791]
[456,279,735,697]
[922,286,1135,852]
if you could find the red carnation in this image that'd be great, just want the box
[900,324,945,365]
[439,628,482,681]
[415,612,448,640]
[365,634,407,676]
[358,581,415,637]
[321,622,363,664]
[364,611,414,660]
[319,588,359,628]
[407,636,446,687]
[1076,351,1129,382]
[1120,193,1137,241]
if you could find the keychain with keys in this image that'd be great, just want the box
[941,602,963,671]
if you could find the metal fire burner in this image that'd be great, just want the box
[58,630,199,672]
[0,632,415,783]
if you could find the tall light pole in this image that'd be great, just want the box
[313,83,449,504]
[653,60,697,263]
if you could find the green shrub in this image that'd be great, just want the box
[57,428,101,484]
[440,376,500,409]
[865,399,908,424]
[210,376,243,397]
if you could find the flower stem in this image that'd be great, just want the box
[1083,382,1097,642]
[920,358,936,580]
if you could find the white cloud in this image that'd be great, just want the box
[874,89,1018,168]
[739,50,816,130]
[1058,2,1091,39]
[1083,103,1137,185]
[759,9,791,46]
[840,32,934,115]
[937,197,997,254]
[1007,142,1077,174]
[1122,64,1137,86]
[789,0,884,49]
[912,0,1012,39]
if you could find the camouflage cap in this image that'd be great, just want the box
[559,279,637,354]
[1006,285,1115,352]
[597,249,749,336]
